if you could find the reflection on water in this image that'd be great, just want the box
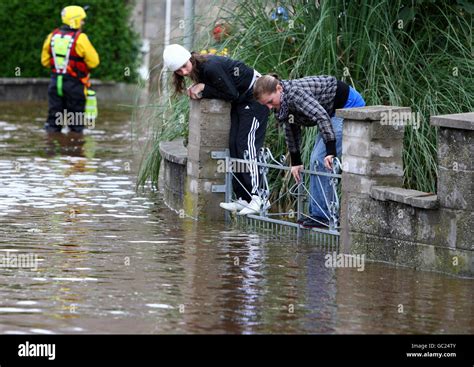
[0,102,472,334]
[45,132,89,158]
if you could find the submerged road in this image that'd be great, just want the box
[0,101,472,334]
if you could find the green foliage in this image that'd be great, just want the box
[138,0,473,198]
[135,95,190,189]
[0,0,141,82]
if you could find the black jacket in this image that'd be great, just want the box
[197,55,255,103]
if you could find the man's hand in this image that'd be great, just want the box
[291,165,304,183]
[188,83,205,99]
[324,155,334,170]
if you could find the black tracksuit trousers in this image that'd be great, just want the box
[229,97,269,202]
[45,74,86,133]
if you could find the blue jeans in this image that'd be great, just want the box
[309,87,365,219]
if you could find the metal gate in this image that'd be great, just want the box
[212,148,342,245]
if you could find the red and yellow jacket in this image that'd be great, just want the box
[41,26,99,87]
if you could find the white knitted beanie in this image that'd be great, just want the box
[163,44,192,72]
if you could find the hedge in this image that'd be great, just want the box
[0,0,141,82]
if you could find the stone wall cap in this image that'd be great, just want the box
[0,77,129,87]
[193,98,231,114]
[430,112,474,131]
[406,195,439,209]
[370,186,438,209]
[159,138,188,165]
[0,78,50,85]
[336,105,412,121]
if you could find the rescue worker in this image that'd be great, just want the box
[41,5,99,133]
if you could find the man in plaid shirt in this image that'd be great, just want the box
[254,74,365,228]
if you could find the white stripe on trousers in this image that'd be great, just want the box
[247,116,260,194]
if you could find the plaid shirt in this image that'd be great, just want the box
[275,76,338,166]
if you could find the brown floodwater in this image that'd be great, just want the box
[0,101,472,334]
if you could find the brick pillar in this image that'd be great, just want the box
[431,112,473,252]
[336,106,411,253]
[431,113,473,211]
[184,99,231,220]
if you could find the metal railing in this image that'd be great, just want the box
[212,147,342,242]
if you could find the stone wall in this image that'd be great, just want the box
[160,99,231,220]
[0,78,138,104]
[184,99,231,220]
[159,138,188,212]
[338,106,473,277]
[160,102,473,276]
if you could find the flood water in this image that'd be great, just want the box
[0,101,472,334]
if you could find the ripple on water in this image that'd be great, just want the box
[0,308,43,313]
[0,103,472,335]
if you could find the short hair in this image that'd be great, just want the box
[253,74,280,101]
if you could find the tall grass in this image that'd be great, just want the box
[135,93,189,189]
[137,0,473,199]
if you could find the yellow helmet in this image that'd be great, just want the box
[61,5,86,29]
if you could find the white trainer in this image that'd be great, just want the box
[237,195,269,216]
[219,198,248,212]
